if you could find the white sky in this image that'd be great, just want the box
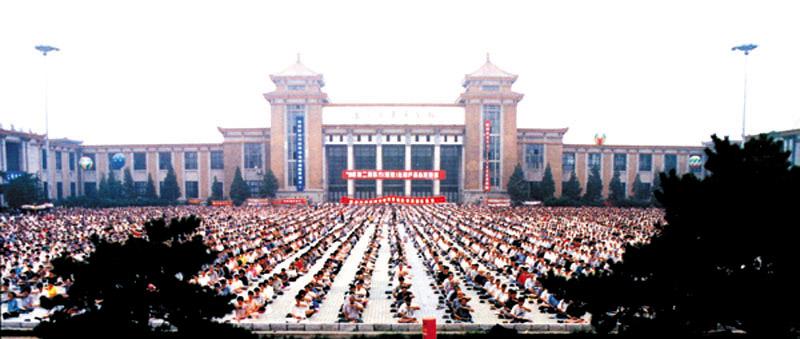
[1,0,799,146]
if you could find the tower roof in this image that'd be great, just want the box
[272,54,321,77]
[465,54,517,79]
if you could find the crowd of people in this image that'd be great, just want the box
[1,204,663,324]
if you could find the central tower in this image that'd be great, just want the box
[264,56,328,201]
[458,55,524,202]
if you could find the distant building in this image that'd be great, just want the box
[6,57,749,205]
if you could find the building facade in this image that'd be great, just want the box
[5,58,793,204]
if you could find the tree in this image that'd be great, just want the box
[160,164,181,201]
[259,169,278,198]
[541,135,800,336]
[608,170,626,204]
[632,174,650,202]
[2,172,40,208]
[105,171,124,200]
[506,164,529,204]
[562,170,582,201]
[540,164,556,200]
[122,168,136,199]
[97,174,109,199]
[144,174,158,200]
[210,176,223,200]
[583,166,603,204]
[35,216,255,339]
[229,167,250,205]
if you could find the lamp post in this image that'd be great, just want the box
[731,43,757,145]
[35,45,60,198]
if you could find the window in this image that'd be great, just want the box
[382,145,405,195]
[588,153,602,171]
[288,84,306,91]
[57,182,63,199]
[185,181,199,198]
[68,152,75,171]
[614,153,627,172]
[55,151,62,170]
[134,181,147,196]
[481,85,500,91]
[184,151,198,170]
[134,152,147,170]
[562,152,576,173]
[638,154,653,172]
[5,142,21,172]
[354,145,377,199]
[70,182,76,197]
[664,154,677,173]
[42,149,47,169]
[483,104,502,189]
[244,143,262,169]
[42,182,48,199]
[411,145,434,196]
[524,144,544,170]
[326,145,347,202]
[210,150,224,170]
[440,145,462,203]
[246,180,261,197]
[159,152,172,170]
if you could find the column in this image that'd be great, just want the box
[0,138,6,172]
[404,141,412,196]
[376,139,383,196]
[346,134,354,197]
[433,135,441,196]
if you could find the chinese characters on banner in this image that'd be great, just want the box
[295,116,305,192]
[340,195,446,205]
[484,119,491,192]
[341,170,446,180]
[272,198,308,205]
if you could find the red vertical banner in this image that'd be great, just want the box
[423,317,436,339]
[484,119,491,192]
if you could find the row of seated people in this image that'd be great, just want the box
[339,216,386,322]
[228,210,361,320]
[403,219,475,323]
[287,217,370,322]
[386,223,420,323]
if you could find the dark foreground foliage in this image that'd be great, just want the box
[34,216,255,339]
[542,135,800,337]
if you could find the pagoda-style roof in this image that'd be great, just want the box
[463,54,518,86]
[271,54,321,78]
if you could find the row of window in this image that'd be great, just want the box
[41,150,76,171]
[78,150,227,171]
[82,180,201,198]
[326,134,461,143]
[558,152,692,174]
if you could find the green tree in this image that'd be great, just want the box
[106,170,124,200]
[608,170,626,204]
[583,166,603,203]
[562,170,582,201]
[97,174,109,199]
[1,172,41,208]
[35,216,256,339]
[542,135,800,336]
[160,164,181,201]
[122,168,136,199]
[210,176,223,200]
[259,169,278,198]
[506,164,528,204]
[632,174,650,202]
[229,167,250,205]
[144,174,158,200]
[540,164,556,200]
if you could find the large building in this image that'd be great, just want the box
[3,58,796,204]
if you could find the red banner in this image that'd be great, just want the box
[342,170,445,180]
[186,198,205,205]
[340,195,446,205]
[484,119,491,192]
[210,200,233,206]
[245,198,272,207]
[272,198,308,205]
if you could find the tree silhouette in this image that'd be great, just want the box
[541,135,800,336]
[507,164,528,204]
[35,216,255,339]
[1,172,41,208]
[540,164,555,200]
[210,176,223,200]
[632,174,650,202]
[583,166,603,204]
[145,174,158,200]
[160,165,181,201]
[259,169,278,198]
[229,167,250,205]
[561,170,582,202]
[123,168,136,199]
[608,170,625,204]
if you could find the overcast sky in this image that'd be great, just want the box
[1,0,798,146]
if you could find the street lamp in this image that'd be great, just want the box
[731,43,757,144]
[35,44,60,198]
